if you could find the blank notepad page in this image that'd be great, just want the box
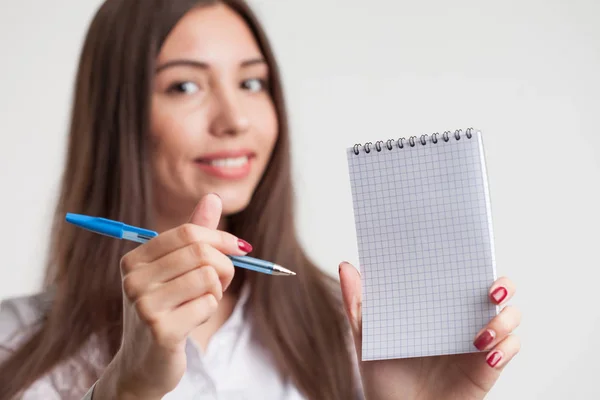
[346,129,498,361]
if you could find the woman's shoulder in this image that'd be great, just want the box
[0,290,109,398]
[0,291,51,352]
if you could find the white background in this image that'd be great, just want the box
[1,0,599,398]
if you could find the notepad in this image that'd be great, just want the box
[346,128,498,361]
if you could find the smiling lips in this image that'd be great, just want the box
[194,149,255,179]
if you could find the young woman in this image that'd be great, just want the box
[0,0,521,399]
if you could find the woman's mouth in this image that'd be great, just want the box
[194,151,254,180]
[207,155,249,168]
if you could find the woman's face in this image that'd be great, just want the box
[150,4,278,224]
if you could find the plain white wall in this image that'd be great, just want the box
[1,0,599,398]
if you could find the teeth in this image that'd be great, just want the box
[209,156,249,168]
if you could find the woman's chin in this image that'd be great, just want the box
[217,191,253,217]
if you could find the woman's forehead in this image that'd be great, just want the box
[157,4,263,67]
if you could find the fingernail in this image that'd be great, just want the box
[339,261,347,274]
[473,329,495,351]
[490,286,508,304]
[486,351,502,367]
[238,239,253,253]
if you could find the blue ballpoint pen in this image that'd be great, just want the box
[65,213,296,276]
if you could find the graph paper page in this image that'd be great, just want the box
[346,131,498,360]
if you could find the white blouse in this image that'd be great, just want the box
[0,285,362,399]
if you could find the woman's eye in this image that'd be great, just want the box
[167,81,199,94]
[241,78,267,93]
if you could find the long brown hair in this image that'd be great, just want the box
[0,0,356,399]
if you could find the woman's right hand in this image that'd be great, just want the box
[93,193,250,399]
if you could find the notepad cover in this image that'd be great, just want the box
[346,130,498,360]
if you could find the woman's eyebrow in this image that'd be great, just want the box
[156,57,267,73]
[240,58,266,67]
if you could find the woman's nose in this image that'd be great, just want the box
[208,89,250,137]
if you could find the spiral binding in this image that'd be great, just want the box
[352,127,476,155]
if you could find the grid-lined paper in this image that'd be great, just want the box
[346,130,498,360]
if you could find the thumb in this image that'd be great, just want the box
[339,261,362,353]
[189,193,222,230]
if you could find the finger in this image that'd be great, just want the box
[485,334,521,369]
[473,305,521,351]
[339,262,362,343]
[147,293,219,351]
[135,266,223,315]
[189,193,222,230]
[488,276,516,305]
[120,223,248,271]
[123,243,234,300]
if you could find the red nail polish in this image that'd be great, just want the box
[486,351,502,367]
[490,286,508,304]
[473,329,495,351]
[238,239,253,253]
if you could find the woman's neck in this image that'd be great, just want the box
[189,289,239,352]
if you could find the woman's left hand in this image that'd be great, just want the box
[339,261,521,400]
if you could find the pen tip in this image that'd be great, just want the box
[272,264,296,276]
